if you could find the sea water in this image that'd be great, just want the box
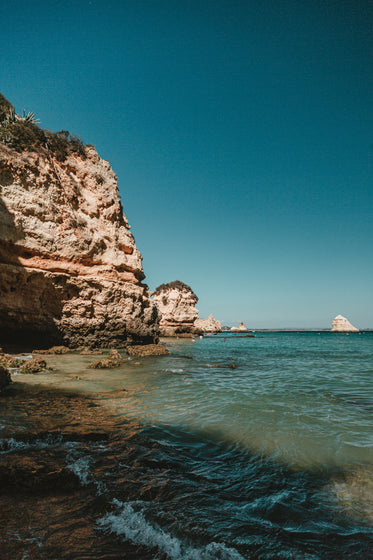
[1,332,372,559]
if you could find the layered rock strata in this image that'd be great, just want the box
[331,315,359,333]
[0,139,159,348]
[194,314,222,333]
[152,281,200,336]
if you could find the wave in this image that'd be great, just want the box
[97,499,246,560]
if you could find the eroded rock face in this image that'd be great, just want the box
[152,281,199,335]
[331,315,359,333]
[195,314,222,333]
[231,322,249,333]
[0,143,159,348]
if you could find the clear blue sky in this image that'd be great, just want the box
[1,0,372,328]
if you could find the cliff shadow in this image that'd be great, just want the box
[0,195,64,352]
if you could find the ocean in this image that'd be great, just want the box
[0,331,372,559]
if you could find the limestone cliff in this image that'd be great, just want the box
[152,281,200,336]
[0,98,159,348]
[331,315,359,333]
[194,314,222,333]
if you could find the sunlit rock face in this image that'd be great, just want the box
[195,314,222,333]
[230,322,249,333]
[331,315,359,333]
[0,141,159,348]
[152,281,200,336]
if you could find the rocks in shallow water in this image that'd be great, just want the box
[78,347,103,355]
[33,346,71,355]
[21,357,48,374]
[0,364,11,389]
[88,359,120,369]
[152,281,200,336]
[331,315,359,332]
[126,344,170,357]
[108,349,122,361]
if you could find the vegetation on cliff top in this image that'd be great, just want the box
[0,93,85,161]
[153,280,197,299]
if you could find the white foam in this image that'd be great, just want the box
[0,435,76,454]
[97,499,246,560]
[65,455,92,485]
[165,369,184,373]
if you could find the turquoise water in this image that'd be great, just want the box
[1,331,373,559]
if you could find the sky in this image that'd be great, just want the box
[1,0,372,328]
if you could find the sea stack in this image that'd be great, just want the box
[231,322,249,333]
[194,314,222,333]
[331,315,359,333]
[152,281,199,336]
[0,94,159,348]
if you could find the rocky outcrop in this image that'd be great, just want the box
[0,364,11,390]
[231,322,249,333]
[0,96,159,348]
[331,315,359,333]
[152,281,200,336]
[126,344,170,357]
[195,314,222,333]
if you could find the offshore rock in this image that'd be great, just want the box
[152,281,200,336]
[194,314,222,333]
[231,322,249,333]
[0,133,159,348]
[331,315,359,333]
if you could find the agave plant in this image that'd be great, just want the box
[17,108,40,125]
[0,108,40,127]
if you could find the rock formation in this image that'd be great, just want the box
[230,322,249,333]
[331,315,359,333]
[194,314,222,333]
[0,95,159,348]
[152,281,200,336]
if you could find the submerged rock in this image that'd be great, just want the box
[126,344,170,357]
[0,94,159,348]
[0,364,11,389]
[331,315,359,333]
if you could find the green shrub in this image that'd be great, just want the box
[0,93,86,161]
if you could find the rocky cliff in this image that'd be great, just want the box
[331,315,359,333]
[152,281,200,336]
[0,97,159,348]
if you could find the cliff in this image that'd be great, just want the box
[0,96,159,348]
[152,281,200,336]
[331,315,359,333]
